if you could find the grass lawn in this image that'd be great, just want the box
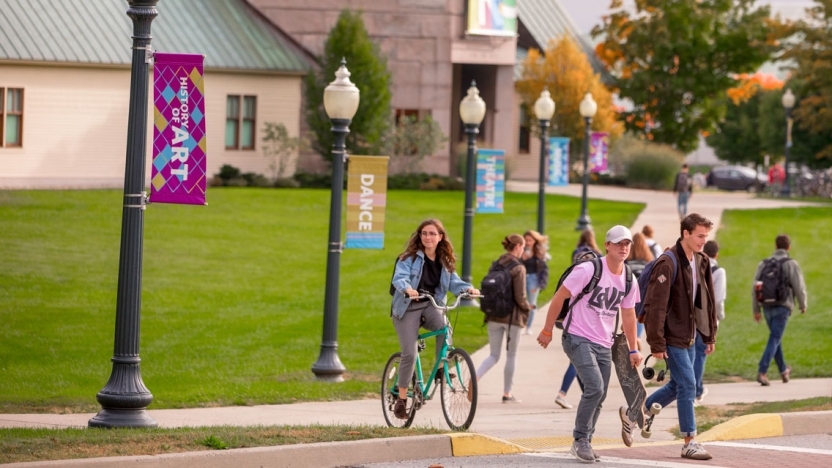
[0,424,445,464]
[0,188,642,412]
[705,207,832,380]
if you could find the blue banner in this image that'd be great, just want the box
[476,149,505,213]
[548,137,570,187]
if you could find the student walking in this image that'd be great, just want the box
[626,232,655,342]
[752,234,807,386]
[476,234,532,403]
[695,240,726,405]
[521,230,549,335]
[639,213,718,460]
[641,225,663,259]
[674,164,693,219]
[538,226,642,463]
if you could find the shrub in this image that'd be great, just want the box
[217,164,241,182]
[293,170,334,188]
[273,177,300,188]
[609,134,685,190]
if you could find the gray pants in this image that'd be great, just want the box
[562,333,612,441]
[392,300,449,387]
[476,321,521,394]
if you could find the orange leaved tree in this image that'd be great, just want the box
[516,35,622,162]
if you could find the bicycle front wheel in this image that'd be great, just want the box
[440,348,477,431]
[381,352,416,428]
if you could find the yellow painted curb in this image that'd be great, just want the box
[448,433,532,456]
[698,413,783,442]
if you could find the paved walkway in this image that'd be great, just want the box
[2,185,829,453]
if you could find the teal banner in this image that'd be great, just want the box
[548,137,570,187]
[476,149,505,213]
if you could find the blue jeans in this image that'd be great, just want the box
[645,344,697,437]
[759,306,790,374]
[559,363,585,394]
[677,191,690,218]
[562,333,611,441]
[693,331,707,398]
[525,273,540,331]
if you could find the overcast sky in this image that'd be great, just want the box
[562,0,817,34]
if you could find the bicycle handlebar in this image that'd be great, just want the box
[412,293,483,311]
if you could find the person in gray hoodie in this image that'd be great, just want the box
[752,234,808,386]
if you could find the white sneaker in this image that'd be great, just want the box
[618,406,634,447]
[698,386,708,403]
[681,441,713,460]
[555,395,573,409]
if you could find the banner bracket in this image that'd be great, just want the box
[329,241,343,253]
[133,45,155,64]
[124,192,147,210]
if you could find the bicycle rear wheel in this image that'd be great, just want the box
[440,348,477,430]
[381,352,416,428]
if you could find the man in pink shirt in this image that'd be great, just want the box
[538,225,642,463]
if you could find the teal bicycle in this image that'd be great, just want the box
[381,293,480,431]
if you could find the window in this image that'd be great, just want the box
[225,95,256,150]
[518,104,530,153]
[1,88,24,147]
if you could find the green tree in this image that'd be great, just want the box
[778,0,832,167]
[386,115,448,174]
[593,0,777,152]
[305,10,392,163]
[261,122,306,180]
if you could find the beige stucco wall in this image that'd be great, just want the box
[0,63,303,189]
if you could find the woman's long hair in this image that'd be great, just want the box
[399,219,457,273]
[577,229,600,253]
[523,229,548,259]
[628,232,655,262]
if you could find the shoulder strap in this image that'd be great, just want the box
[564,258,603,334]
[664,250,679,284]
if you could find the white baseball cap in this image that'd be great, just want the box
[606,225,633,244]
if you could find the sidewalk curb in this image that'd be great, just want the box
[698,410,832,443]
[6,411,831,467]
[448,432,531,456]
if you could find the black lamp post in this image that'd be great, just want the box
[781,88,795,197]
[534,89,555,234]
[575,92,597,232]
[89,0,159,428]
[458,81,486,305]
[311,59,360,382]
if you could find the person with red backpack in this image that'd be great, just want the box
[537,225,642,463]
[639,213,717,460]
[768,161,786,195]
[752,234,807,386]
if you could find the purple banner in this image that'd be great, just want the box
[589,132,609,173]
[150,53,206,205]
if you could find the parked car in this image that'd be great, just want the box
[707,165,767,192]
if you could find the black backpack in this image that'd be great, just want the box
[757,257,792,306]
[554,253,633,332]
[480,259,521,319]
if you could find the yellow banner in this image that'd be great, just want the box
[345,156,389,249]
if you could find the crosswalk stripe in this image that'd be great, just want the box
[708,441,832,455]
[525,452,731,468]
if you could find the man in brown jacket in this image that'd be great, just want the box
[642,213,718,460]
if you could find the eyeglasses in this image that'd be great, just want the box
[420,231,441,238]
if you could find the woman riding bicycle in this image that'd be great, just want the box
[390,219,479,419]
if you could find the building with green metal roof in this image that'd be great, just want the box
[0,0,314,188]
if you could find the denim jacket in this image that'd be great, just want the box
[390,250,472,319]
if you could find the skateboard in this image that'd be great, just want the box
[612,333,662,438]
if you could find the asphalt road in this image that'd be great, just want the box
[356,434,832,468]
